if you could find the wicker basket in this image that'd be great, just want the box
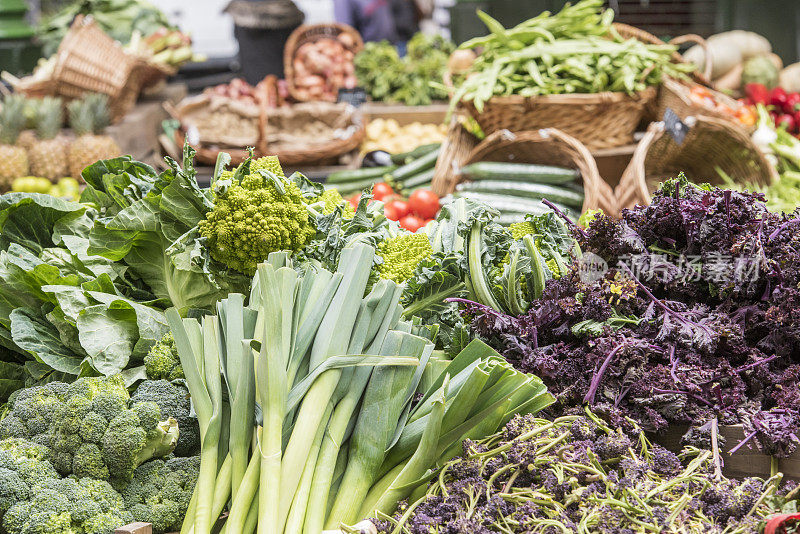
[615,116,778,211]
[653,77,751,130]
[136,60,177,90]
[52,16,141,122]
[284,23,363,103]
[431,119,480,197]
[461,87,656,151]
[259,102,365,165]
[455,128,617,217]
[613,23,711,85]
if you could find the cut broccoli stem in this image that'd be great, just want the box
[133,418,180,468]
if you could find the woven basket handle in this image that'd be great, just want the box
[668,34,712,82]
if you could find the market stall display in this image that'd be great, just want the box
[5,0,800,532]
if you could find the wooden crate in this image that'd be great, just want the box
[361,102,448,126]
[655,424,800,481]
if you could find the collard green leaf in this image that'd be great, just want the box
[10,307,83,375]
[0,360,26,401]
[77,304,138,376]
[0,193,85,253]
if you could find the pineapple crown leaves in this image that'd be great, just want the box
[34,97,64,140]
[83,93,111,133]
[0,94,28,145]
[68,94,111,136]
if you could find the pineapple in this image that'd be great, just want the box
[16,98,38,150]
[68,94,120,179]
[0,95,30,189]
[28,97,69,180]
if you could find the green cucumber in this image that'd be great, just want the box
[327,177,382,195]
[390,143,440,165]
[456,180,584,209]
[453,191,576,218]
[459,162,578,184]
[327,165,397,184]
[388,147,441,183]
[401,168,436,190]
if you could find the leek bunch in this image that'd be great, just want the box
[168,242,554,534]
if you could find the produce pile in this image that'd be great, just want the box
[290,33,360,102]
[375,413,798,534]
[458,176,800,458]
[0,374,201,534]
[170,246,552,534]
[0,94,119,187]
[355,33,455,106]
[38,0,175,56]
[455,161,584,223]
[450,0,695,111]
[362,119,447,155]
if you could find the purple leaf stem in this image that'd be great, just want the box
[583,343,624,405]
[542,199,587,239]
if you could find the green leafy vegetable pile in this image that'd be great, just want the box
[355,33,454,106]
[451,0,695,112]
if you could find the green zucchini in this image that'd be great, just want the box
[388,147,441,183]
[390,143,440,165]
[456,180,584,209]
[327,165,397,184]
[401,168,436,190]
[459,162,578,184]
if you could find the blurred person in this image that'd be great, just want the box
[333,0,399,43]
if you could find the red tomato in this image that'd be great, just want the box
[771,87,788,107]
[777,113,796,132]
[399,214,424,232]
[745,83,770,105]
[348,193,360,209]
[385,199,410,220]
[407,189,440,220]
[784,93,800,114]
[372,182,394,201]
[384,203,400,221]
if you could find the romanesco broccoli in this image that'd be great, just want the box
[317,188,355,219]
[509,221,535,240]
[376,232,433,283]
[198,156,317,275]
[143,332,184,381]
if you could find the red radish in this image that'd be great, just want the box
[407,190,440,219]
[745,83,770,105]
[777,113,796,131]
[771,87,788,107]
[784,93,800,114]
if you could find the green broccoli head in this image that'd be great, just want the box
[121,456,200,533]
[376,232,433,284]
[0,438,59,490]
[144,332,184,381]
[131,380,199,457]
[2,376,179,483]
[198,155,317,275]
[0,382,68,442]
[101,404,179,481]
[0,467,29,522]
[3,478,132,534]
